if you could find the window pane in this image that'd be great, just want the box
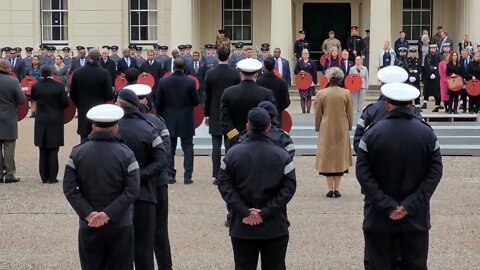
[131,0,139,10]
[243,27,251,40]
[140,26,149,40]
[42,26,52,40]
[421,11,430,25]
[42,0,51,10]
[148,11,157,25]
[224,11,233,25]
[412,11,421,24]
[422,0,430,9]
[61,0,68,9]
[403,26,411,40]
[140,11,148,25]
[224,0,232,9]
[149,26,157,40]
[52,0,60,10]
[131,27,139,40]
[242,11,251,25]
[42,12,52,26]
[233,0,242,9]
[403,0,411,9]
[412,26,421,40]
[233,26,242,40]
[412,0,421,9]
[148,0,157,9]
[140,0,148,9]
[243,0,251,9]
[225,26,233,38]
[131,12,139,25]
[234,11,242,25]
[52,25,61,40]
[52,12,61,25]
[403,12,411,25]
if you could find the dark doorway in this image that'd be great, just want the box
[303,3,351,70]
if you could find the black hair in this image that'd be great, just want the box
[217,47,230,61]
[125,68,139,83]
[263,57,275,71]
[40,65,53,78]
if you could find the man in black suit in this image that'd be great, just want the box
[156,58,199,185]
[340,49,354,77]
[140,50,163,99]
[9,49,25,81]
[204,48,241,185]
[186,51,207,104]
[100,48,117,90]
[220,58,275,227]
[459,49,472,113]
[162,49,180,75]
[69,46,87,74]
[70,49,114,143]
[257,57,290,125]
[117,48,138,75]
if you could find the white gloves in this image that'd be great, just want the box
[430,74,436,80]
[409,77,416,83]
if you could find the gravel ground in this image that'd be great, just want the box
[0,118,479,270]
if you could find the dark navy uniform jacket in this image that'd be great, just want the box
[63,132,140,229]
[218,134,296,239]
[239,125,295,159]
[118,108,168,204]
[139,104,171,187]
[356,107,443,233]
[353,96,423,153]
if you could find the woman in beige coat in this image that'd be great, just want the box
[314,67,354,198]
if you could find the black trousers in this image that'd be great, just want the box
[39,147,59,182]
[460,89,468,110]
[154,185,173,270]
[468,95,480,113]
[448,90,460,111]
[211,135,228,179]
[364,231,429,270]
[79,225,134,270]
[133,201,156,270]
[231,235,289,270]
[170,136,194,181]
[423,95,440,106]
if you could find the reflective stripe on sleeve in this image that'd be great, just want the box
[359,139,368,152]
[284,144,295,152]
[434,140,440,151]
[152,136,163,148]
[128,161,139,173]
[66,158,76,169]
[220,159,227,170]
[357,118,365,128]
[284,161,295,175]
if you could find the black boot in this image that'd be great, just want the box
[421,102,427,109]
[432,107,439,112]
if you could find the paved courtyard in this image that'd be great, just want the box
[1,117,480,269]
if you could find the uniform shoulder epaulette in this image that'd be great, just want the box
[364,120,379,132]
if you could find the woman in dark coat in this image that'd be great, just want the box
[30,66,69,184]
[294,49,317,113]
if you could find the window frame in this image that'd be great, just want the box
[40,0,69,44]
[402,0,432,43]
[129,0,159,45]
[222,0,253,45]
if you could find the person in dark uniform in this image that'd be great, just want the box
[135,47,146,69]
[62,47,72,67]
[394,31,410,55]
[202,44,219,72]
[30,66,69,184]
[446,52,462,114]
[218,107,296,270]
[294,30,310,60]
[116,89,167,270]
[406,47,422,107]
[110,45,121,63]
[353,66,409,153]
[183,44,194,66]
[356,82,443,270]
[186,51,207,104]
[140,49,163,97]
[394,47,409,71]
[100,47,117,90]
[63,104,140,270]
[239,101,295,159]
[117,48,138,75]
[256,57,290,125]
[156,58,199,185]
[204,48,241,185]
[220,58,275,226]
[24,47,33,71]
[467,52,480,113]
[294,49,317,113]
[228,42,246,68]
[70,49,114,143]
[124,84,173,270]
[45,46,56,66]
[422,44,442,112]
[363,30,370,68]
[347,26,365,61]
[155,46,171,74]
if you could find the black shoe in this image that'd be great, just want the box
[453,110,459,114]
[439,105,445,109]
[463,110,467,114]
[469,110,474,114]
[212,178,219,185]
[4,175,20,183]
[47,179,59,184]
[326,191,334,198]
[448,110,453,114]
[432,107,439,112]
[333,190,342,198]
[421,103,427,109]
[168,178,176,184]
[184,179,193,185]
[224,214,231,227]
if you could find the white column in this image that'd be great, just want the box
[368,0,391,85]
[270,0,293,61]
[170,0,193,49]
[467,0,480,46]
